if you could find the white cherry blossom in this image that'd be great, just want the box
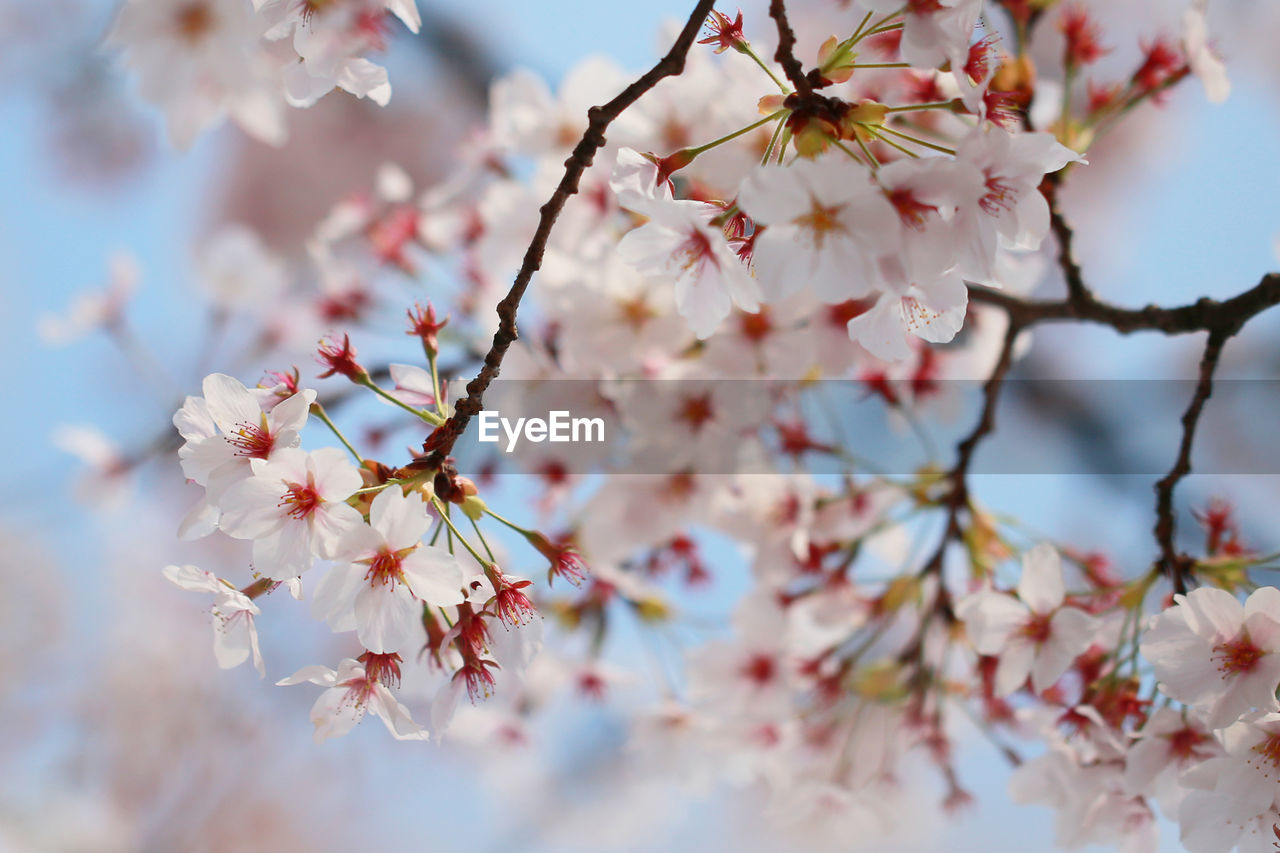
[736,156,900,304]
[1141,586,1280,728]
[218,447,365,580]
[163,564,264,676]
[953,128,1085,285]
[173,374,316,539]
[278,657,429,742]
[1178,712,1280,853]
[957,543,1100,696]
[615,200,759,338]
[313,489,466,654]
[106,0,284,147]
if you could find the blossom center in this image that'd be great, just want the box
[678,392,715,431]
[174,3,215,43]
[795,198,846,249]
[980,174,1019,216]
[280,480,322,520]
[338,676,376,708]
[827,297,875,327]
[363,547,409,587]
[741,653,777,687]
[618,294,656,330]
[1020,612,1054,644]
[1251,733,1280,768]
[675,228,718,276]
[299,0,339,26]
[1214,633,1265,675]
[887,189,938,230]
[225,418,275,459]
[965,36,998,84]
[1166,726,1212,761]
[740,308,772,342]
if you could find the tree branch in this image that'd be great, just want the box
[968,274,1280,336]
[422,0,718,464]
[767,0,812,96]
[1153,329,1228,594]
[920,317,1024,578]
[971,229,1280,587]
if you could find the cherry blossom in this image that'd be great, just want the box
[312,488,466,654]
[65,0,1280,844]
[1178,713,1280,853]
[173,374,316,539]
[255,0,421,108]
[953,128,1085,285]
[38,252,139,345]
[162,564,264,676]
[1141,587,1280,728]
[615,199,760,338]
[957,543,1100,696]
[736,156,899,304]
[106,0,284,147]
[195,225,288,310]
[1183,0,1230,105]
[277,657,429,742]
[859,0,982,68]
[218,447,365,580]
[1123,707,1221,816]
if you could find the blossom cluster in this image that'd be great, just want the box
[53,1,1276,851]
[106,0,423,147]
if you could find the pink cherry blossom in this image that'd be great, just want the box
[277,657,429,742]
[312,489,466,653]
[615,200,759,339]
[163,564,264,677]
[957,543,1100,696]
[736,156,900,304]
[218,447,365,580]
[1141,587,1280,728]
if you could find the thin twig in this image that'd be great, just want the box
[767,0,812,95]
[423,0,718,464]
[920,318,1024,578]
[971,201,1280,588]
[967,273,1280,335]
[1153,329,1228,594]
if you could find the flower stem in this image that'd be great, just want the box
[877,124,957,155]
[484,507,531,535]
[425,347,446,417]
[688,110,786,158]
[431,497,489,568]
[760,116,787,165]
[311,403,363,463]
[358,377,445,426]
[740,43,790,92]
[848,10,874,44]
[886,101,956,113]
[470,517,498,561]
[865,126,919,158]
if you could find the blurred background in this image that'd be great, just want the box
[1,0,1279,850]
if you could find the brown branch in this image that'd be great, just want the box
[423,0,718,464]
[1153,329,1228,594]
[1044,179,1089,307]
[920,317,1025,578]
[968,274,1280,336]
[971,219,1280,588]
[767,0,813,96]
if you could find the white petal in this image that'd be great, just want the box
[1018,543,1065,613]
